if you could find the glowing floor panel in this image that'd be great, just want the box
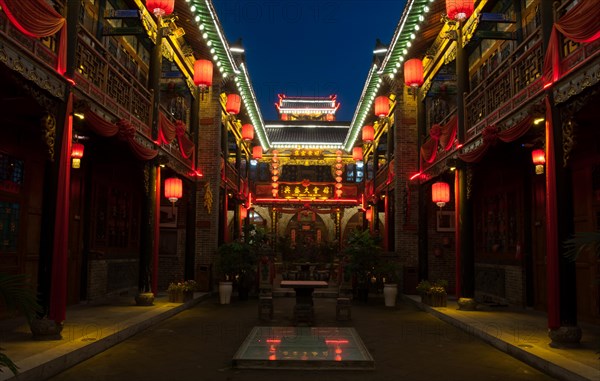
[233,326,374,369]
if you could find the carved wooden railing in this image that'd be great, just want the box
[465,28,544,139]
[74,26,152,137]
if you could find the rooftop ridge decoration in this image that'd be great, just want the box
[185,0,269,149]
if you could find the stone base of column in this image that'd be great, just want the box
[457,297,477,311]
[548,326,582,348]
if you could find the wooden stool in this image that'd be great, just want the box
[258,296,273,320]
[336,297,352,321]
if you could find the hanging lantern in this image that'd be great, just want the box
[252,146,263,160]
[335,183,343,189]
[71,142,84,169]
[335,163,343,170]
[240,207,248,220]
[281,114,288,121]
[272,169,280,176]
[446,0,474,22]
[145,0,174,17]
[193,59,213,89]
[365,208,373,222]
[335,189,343,197]
[272,162,279,170]
[272,189,279,197]
[404,58,424,88]
[374,96,389,118]
[432,182,450,208]
[352,147,363,161]
[164,177,182,213]
[335,169,343,176]
[242,124,254,141]
[226,94,241,115]
[531,149,545,175]
[335,176,343,183]
[272,175,279,182]
[362,125,374,143]
[272,182,279,189]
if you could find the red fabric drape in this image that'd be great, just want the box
[439,115,458,151]
[420,138,438,164]
[0,0,67,74]
[49,93,72,323]
[542,0,600,87]
[175,122,195,159]
[85,109,158,160]
[158,112,177,145]
[458,115,534,163]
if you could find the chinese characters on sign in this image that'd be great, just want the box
[290,149,324,159]
[279,182,334,199]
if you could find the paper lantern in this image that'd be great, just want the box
[404,58,424,88]
[272,189,279,197]
[242,124,254,141]
[272,175,279,182]
[165,177,183,203]
[531,149,545,175]
[240,207,248,220]
[325,114,334,121]
[446,0,474,22]
[335,176,343,183]
[71,142,84,169]
[362,125,374,142]
[146,0,174,16]
[335,183,343,189]
[193,59,213,88]
[335,169,343,176]
[374,96,389,118]
[365,208,372,222]
[252,146,263,160]
[432,182,450,208]
[272,169,279,176]
[226,94,241,115]
[352,147,363,161]
[335,189,343,197]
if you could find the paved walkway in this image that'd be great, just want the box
[0,292,598,381]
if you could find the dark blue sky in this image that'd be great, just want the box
[214,0,407,122]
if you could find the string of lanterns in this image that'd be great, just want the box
[271,150,279,198]
[334,150,343,198]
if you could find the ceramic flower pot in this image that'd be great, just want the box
[219,281,233,304]
[383,283,398,307]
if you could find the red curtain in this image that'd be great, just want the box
[458,115,534,163]
[85,109,158,160]
[158,112,177,145]
[543,0,600,87]
[49,93,72,323]
[0,0,67,74]
[420,138,438,164]
[439,115,458,151]
[175,122,195,159]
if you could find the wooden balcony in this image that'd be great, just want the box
[74,26,153,138]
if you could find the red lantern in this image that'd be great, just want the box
[272,175,279,182]
[335,176,343,183]
[446,0,474,22]
[365,208,372,222]
[335,183,343,189]
[272,189,279,198]
[335,189,343,197]
[362,125,374,142]
[146,0,174,16]
[272,182,279,189]
[240,207,248,220]
[404,58,424,88]
[252,146,263,160]
[272,169,279,176]
[374,96,389,118]
[242,124,254,141]
[335,169,343,176]
[193,59,213,88]
[71,142,84,169]
[432,182,450,208]
[532,149,545,175]
[226,94,241,115]
[281,114,288,121]
[325,114,334,121]
[165,177,183,203]
[352,147,363,161]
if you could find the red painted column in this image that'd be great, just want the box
[454,170,461,298]
[49,93,73,324]
[545,95,560,329]
[152,167,161,295]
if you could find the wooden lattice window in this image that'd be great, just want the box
[0,202,19,253]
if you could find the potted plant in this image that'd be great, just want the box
[0,273,43,375]
[215,241,255,304]
[416,279,448,307]
[378,259,400,307]
[167,280,197,303]
[343,229,380,302]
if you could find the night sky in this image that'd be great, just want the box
[213,0,408,122]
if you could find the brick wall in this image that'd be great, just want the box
[195,84,223,286]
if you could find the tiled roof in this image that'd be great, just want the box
[280,100,336,109]
[265,121,350,145]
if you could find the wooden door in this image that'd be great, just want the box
[531,175,547,311]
